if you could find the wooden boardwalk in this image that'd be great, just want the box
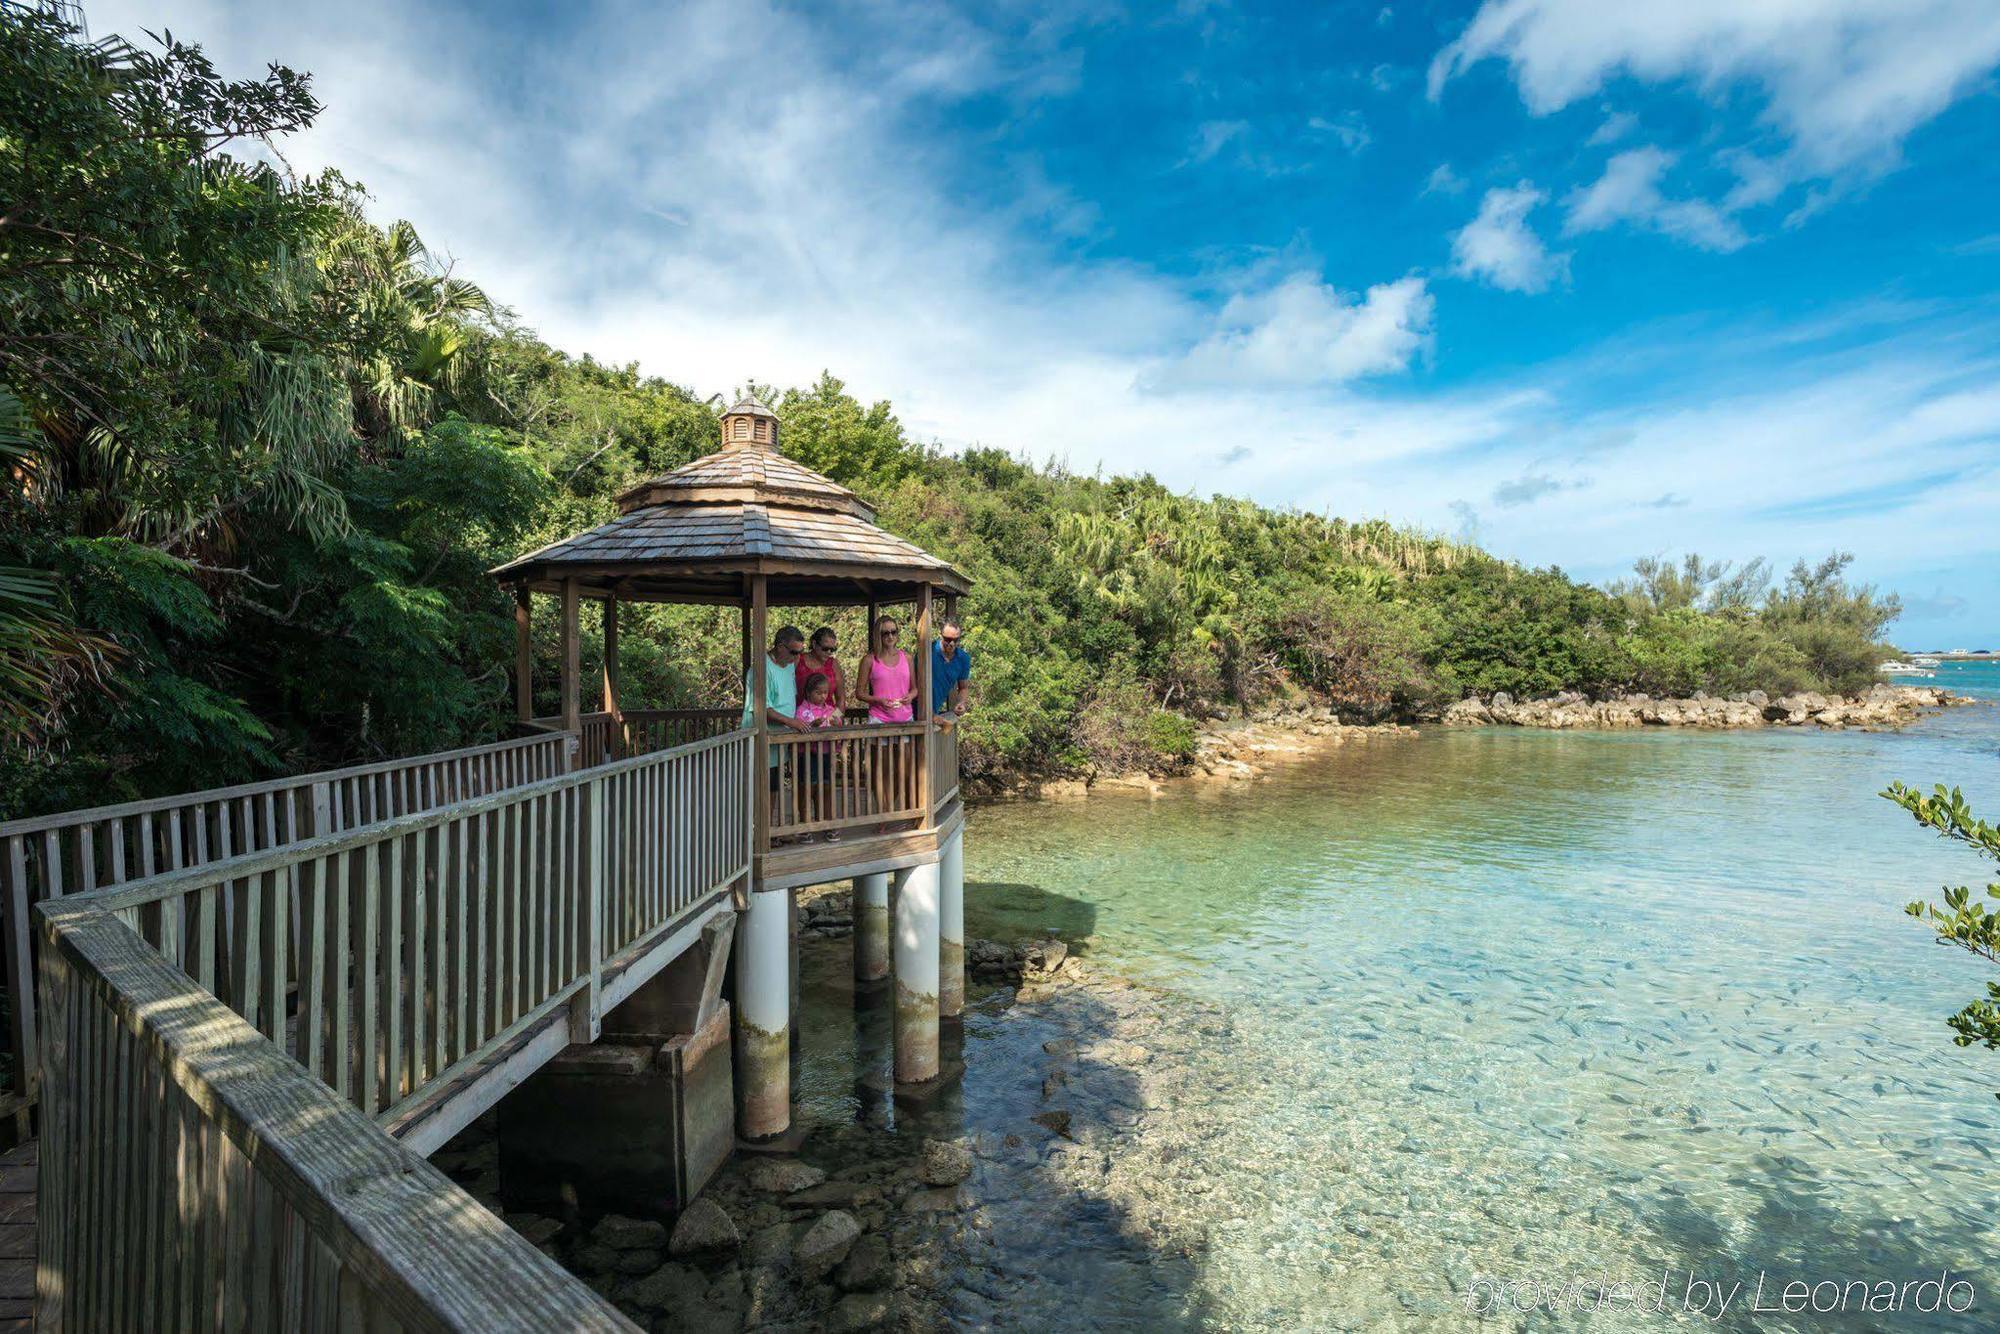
[0,1138,34,1330]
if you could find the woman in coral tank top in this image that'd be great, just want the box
[855,614,917,828]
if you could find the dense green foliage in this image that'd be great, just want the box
[0,9,1906,817]
[1883,783,2000,1083]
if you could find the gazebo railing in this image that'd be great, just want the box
[537,705,963,848]
[620,709,742,758]
[930,720,961,810]
[768,722,928,840]
[531,709,741,768]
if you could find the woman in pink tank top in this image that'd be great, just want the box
[860,620,914,723]
[856,615,917,827]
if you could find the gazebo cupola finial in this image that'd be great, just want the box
[721,393,779,451]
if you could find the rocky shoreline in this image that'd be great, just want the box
[1439,681,1967,731]
[1002,706,1418,801]
[985,682,1972,804]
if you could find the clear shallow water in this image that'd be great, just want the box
[798,663,2000,1330]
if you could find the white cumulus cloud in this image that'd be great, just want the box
[1159,273,1435,390]
[1564,148,1747,252]
[1451,184,1569,292]
[1429,0,2000,182]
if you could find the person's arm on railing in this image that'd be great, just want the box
[767,706,809,733]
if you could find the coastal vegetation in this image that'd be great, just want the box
[0,8,1904,817]
[1885,783,2000,1074]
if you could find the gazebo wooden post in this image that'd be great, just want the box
[749,574,770,854]
[863,585,879,707]
[514,587,532,723]
[559,578,581,742]
[915,582,933,822]
[601,592,621,758]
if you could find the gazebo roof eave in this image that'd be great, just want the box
[495,554,969,604]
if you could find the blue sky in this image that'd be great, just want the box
[103,0,2000,646]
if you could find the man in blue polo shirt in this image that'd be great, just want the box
[931,620,972,716]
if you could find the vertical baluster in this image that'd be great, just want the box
[409,825,428,1091]
[330,848,352,1104]
[159,813,183,969]
[302,857,327,1078]
[358,841,380,1113]
[265,864,287,1043]
[525,795,542,1009]
[453,816,469,1070]
[472,811,489,1050]
[236,870,264,1036]
[75,821,98,894]
[510,796,525,1023]
[386,834,405,1103]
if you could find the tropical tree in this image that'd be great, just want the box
[1883,783,2000,1085]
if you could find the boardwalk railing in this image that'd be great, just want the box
[0,731,572,1107]
[36,906,632,1332]
[33,727,751,1329]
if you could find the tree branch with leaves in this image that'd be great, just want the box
[1883,782,2000,1065]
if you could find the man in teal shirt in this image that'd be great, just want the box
[745,626,810,764]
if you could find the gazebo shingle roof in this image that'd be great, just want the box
[492,431,967,601]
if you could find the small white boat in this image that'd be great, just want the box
[1880,661,1935,676]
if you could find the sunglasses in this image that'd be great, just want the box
[941,636,961,644]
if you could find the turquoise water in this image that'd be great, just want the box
[800,663,2000,1329]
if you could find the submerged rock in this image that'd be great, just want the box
[794,1209,863,1281]
[918,1139,973,1186]
[590,1213,665,1251]
[1031,1109,1073,1138]
[829,1290,894,1332]
[667,1198,740,1257]
[746,1157,827,1194]
[614,1260,706,1312]
[835,1233,893,1292]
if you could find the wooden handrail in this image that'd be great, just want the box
[0,732,566,839]
[37,903,634,1331]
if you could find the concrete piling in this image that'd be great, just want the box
[891,860,941,1085]
[733,885,791,1140]
[854,871,891,988]
[939,830,965,1019]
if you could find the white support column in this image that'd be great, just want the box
[734,885,791,1139]
[892,861,941,1085]
[854,872,890,988]
[939,829,965,1019]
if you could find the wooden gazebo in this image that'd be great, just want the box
[494,395,971,1136]
[491,394,969,872]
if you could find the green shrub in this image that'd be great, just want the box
[1144,710,1199,762]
